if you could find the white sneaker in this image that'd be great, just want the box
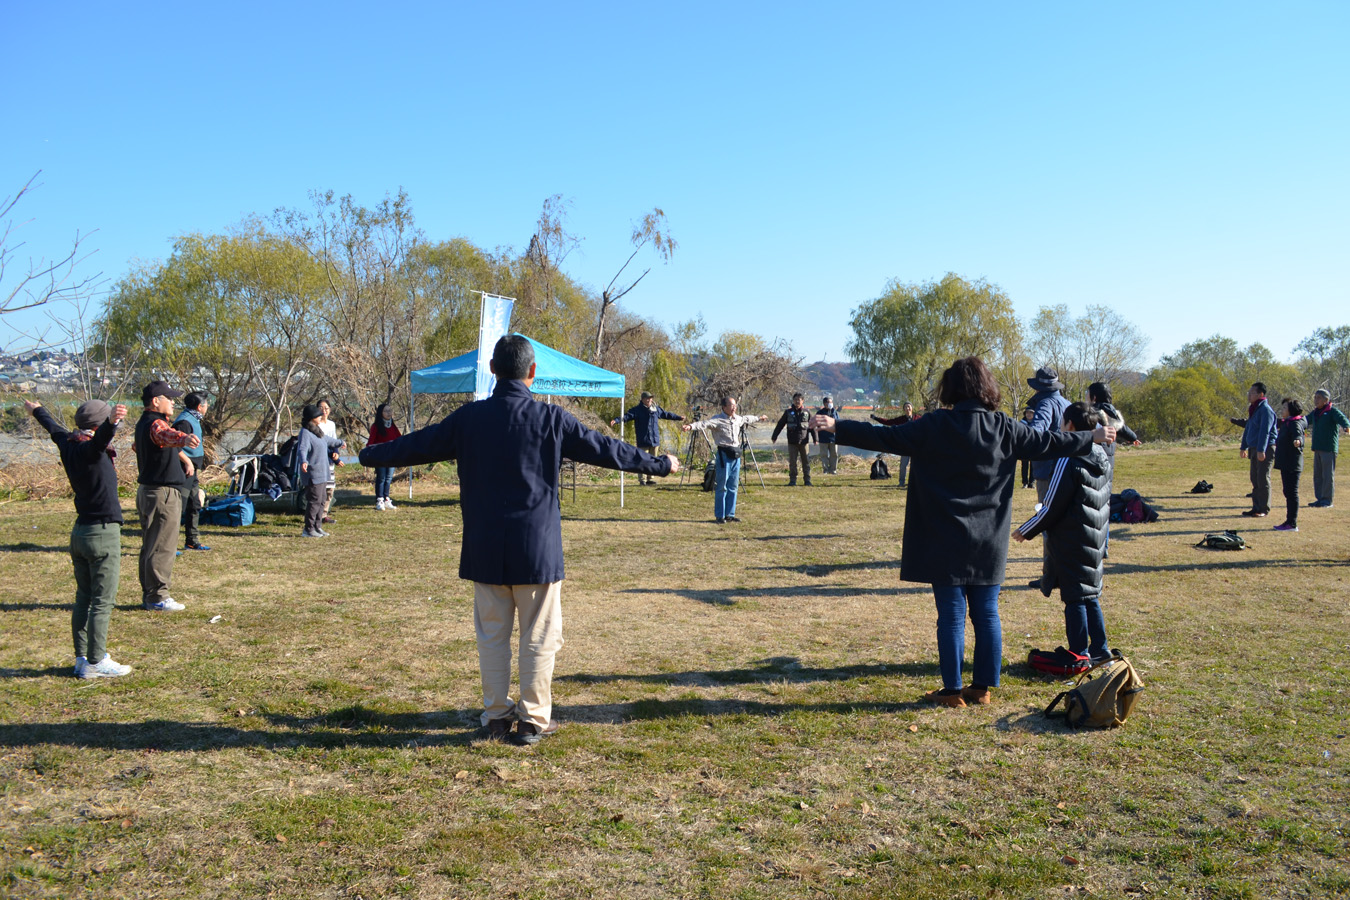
[80,654,132,679]
[376,498,386,511]
[143,597,185,611]
[383,499,396,510]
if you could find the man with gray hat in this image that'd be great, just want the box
[1307,388,1350,508]
[611,391,685,485]
[26,397,134,677]
[1025,366,1071,588]
[133,381,200,612]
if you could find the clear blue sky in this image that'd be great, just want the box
[5,2,1347,368]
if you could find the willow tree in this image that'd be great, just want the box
[95,227,327,451]
[846,273,1022,411]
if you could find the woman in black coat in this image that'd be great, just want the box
[1272,398,1306,532]
[813,357,1116,707]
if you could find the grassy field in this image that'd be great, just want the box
[1,442,1347,899]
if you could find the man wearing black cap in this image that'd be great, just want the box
[133,381,200,612]
[27,397,134,677]
[360,335,679,745]
[1025,367,1071,588]
[610,391,685,485]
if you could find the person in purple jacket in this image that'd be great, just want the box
[359,335,680,745]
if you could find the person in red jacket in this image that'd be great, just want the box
[367,403,402,510]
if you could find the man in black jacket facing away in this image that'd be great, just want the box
[772,393,814,486]
[360,335,680,745]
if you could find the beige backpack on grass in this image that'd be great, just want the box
[1044,651,1144,728]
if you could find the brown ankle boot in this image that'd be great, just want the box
[923,689,967,708]
[960,686,991,705]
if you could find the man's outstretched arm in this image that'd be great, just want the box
[359,415,459,468]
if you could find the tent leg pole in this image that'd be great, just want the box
[620,399,625,509]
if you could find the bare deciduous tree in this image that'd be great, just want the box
[2,172,103,350]
[691,336,803,413]
[1028,303,1149,400]
[592,208,676,365]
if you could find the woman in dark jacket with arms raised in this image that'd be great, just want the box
[812,357,1116,707]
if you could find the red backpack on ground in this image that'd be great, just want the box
[1028,646,1092,677]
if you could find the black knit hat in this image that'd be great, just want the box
[301,404,322,424]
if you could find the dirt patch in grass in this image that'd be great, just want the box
[1,443,1347,898]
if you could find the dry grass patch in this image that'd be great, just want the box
[1,443,1347,898]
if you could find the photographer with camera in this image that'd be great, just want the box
[683,397,767,523]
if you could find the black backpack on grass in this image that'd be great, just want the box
[870,458,890,480]
[1196,530,1245,551]
[1189,480,1214,494]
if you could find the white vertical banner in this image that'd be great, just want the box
[474,292,516,400]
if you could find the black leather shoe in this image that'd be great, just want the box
[485,718,513,741]
[513,720,559,746]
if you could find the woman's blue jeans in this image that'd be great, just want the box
[1063,595,1109,659]
[714,453,741,520]
[932,584,1002,689]
[374,467,394,498]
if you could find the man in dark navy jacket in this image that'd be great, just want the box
[611,391,685,485]
[360,335,680,745]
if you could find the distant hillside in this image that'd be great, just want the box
[802,361,884,398]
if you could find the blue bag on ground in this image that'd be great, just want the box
[199,494,255,527]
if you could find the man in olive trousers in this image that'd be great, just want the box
[133,381,199,612]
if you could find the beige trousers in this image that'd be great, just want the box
[137,484,181,604]
[473,581,564,728]
[323,483,335,517]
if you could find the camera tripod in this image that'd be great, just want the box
[679,407,712,488]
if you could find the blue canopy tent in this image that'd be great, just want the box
[407,334,634,505]
[410,335,626,398]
